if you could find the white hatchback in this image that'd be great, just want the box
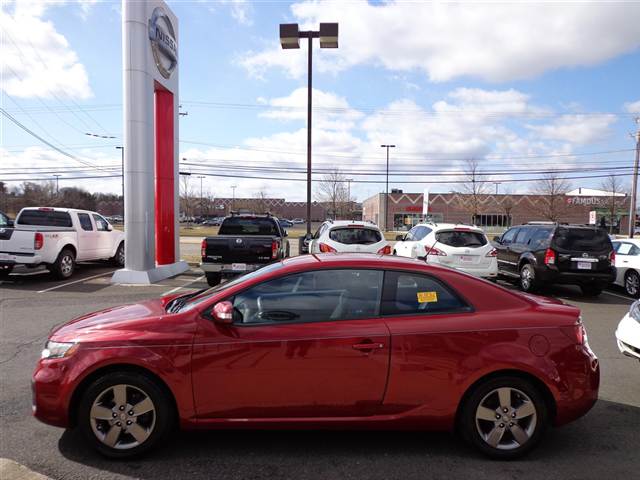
[393,223,497,279]
[308,220,390,255]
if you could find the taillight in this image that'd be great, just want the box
[377,245,391,255]
[201,239,206,258]
[544,248,556,265]
[34,232,44,250]
[319,243,337,253]
[561,321,586,345]
[271,240,279,259]
[425,246,447,256]
[609,249,615,264]
[486,247,497,257]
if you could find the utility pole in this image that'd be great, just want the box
[231,185,237,211]
[380,145,396,231]
[345,178,353,220]
[53,174,61,195]
[629,117,640,238]
[494,182,501,195]
[197,175,205,216]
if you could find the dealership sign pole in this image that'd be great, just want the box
[112,0,188,284]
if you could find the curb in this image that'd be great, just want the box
[0,459,51,480]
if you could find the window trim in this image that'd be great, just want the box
[217,267,387,327]
[379,269,474,318]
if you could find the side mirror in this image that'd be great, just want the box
[492,236,501,243]
[395,235,404,241]
[283,230,288,237]
[212,301,234,324]
[107,224,113,231]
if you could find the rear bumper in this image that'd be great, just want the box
[200,262,267,274]
[554,344,600,426]
[0,253,43,266]
[535,266,616,286]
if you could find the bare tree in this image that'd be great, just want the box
[180,174,197,226]
[316,169,348,219]
[600,175,627,233]
[253,188,270,214]
[534,173,571,222]
[499,185,516,227]
[458,159,491,223]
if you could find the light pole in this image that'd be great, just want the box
[53,174,61,195]
[280,22,338,236]
[197,175,205,216]
[345,178,353,219]
[231,185,237,212]
[380,145,396,231]
[629,118,640,238]
[115,146,124,217]
[493,182,501,195]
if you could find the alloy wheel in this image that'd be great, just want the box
[61,255,74,276]
[89,384,156,450]
[520,266,533,290]
[475,387,537,450]
[626,271,639,297]
[117,245,125,265]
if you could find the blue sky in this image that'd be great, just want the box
[1,0,639,202]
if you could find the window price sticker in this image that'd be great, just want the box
[417,291,438,303]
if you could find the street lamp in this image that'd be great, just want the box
[197,175,205,216]
[115,146,124,216]
[53,174,61,195]
[280,22,338,236]
[380,145,396,231]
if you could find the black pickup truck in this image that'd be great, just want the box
[200,214,290,286]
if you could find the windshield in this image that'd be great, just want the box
[436,230,487,248]
[174,262,285,313]
[219,217,278,235]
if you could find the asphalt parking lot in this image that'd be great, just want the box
[1,261,638,480]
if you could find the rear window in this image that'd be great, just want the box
[436,230,487,248]
[17,210,72,227]
[219,217,278,235]
[329,227,382,245]
[552,227,611,252]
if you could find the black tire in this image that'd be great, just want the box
[580,284,603,297]
[51,248,75,279]
[0,265,13,279]
[519,264,537,292]
[206,272,221,287]
[460,376,549,460]
[111,242,125,267]
[77,371,175,458]
[624,270,640,298]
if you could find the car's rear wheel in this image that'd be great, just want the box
[206,272,221,286]
[519,264,537,292]
[460,376,548,459]
[624,270,640,298]
[581,284,603,297]
[78,372,174,458]
[51,248,75,279]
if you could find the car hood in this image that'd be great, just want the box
[49,297,190,343]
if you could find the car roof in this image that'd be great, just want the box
[413,222,483,232]
[280,252,438,271]
[20,207,95,214]
[615,238,640,245]
[327,220,379,228]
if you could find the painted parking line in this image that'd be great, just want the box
[37,270,116,294]
[162,275,205,296]
[603,290,635,302]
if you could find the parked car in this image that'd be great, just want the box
[615,300,640,360]
[393,223,497,280]
[0,207,125,279]
[493,223,616,296]
[291,218,305,224]
[200,213,289,286]
[32,254,599,459]
[611,239,640,297]
[308,220,390,254]
[202,218,222,226]
[279,219,294,228]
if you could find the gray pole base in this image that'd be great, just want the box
[110,260,190,284]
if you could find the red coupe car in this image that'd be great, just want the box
[32,254,599,459]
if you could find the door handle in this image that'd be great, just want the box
[352,342,385,351]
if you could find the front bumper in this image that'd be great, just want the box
[615,313,640,360]
[32,357,75,428]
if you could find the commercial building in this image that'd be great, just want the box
[362,190,632,234]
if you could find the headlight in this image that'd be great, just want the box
[630,301,640,323]
[41,341,78,359]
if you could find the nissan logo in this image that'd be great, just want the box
[236,238,243,244]
[582,252,589,258]
[148,7,178,79]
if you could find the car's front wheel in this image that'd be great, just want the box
[460,376,548,459]
[78,372,174,458]
[624,270,640,298]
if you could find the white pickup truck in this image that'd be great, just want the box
[0,207,125,280]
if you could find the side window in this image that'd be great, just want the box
[616,243,633,255]
[514,227,533,245]
[413,226,432,241]
[77,213,93,231]
[501,228,519,245]
[611,242,621,253]
[314,223,327,239]
[529,228,552,250]
[92,214,109,232]
[232,269,384,324]
[631,245,640,256]
[406,226,417,241]
[381,271,469,316]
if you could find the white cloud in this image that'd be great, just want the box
[624,100,640,114]
[240,0,640,82]
[0,1,93,99]
[526,114,617,145]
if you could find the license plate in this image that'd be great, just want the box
[577,262,591,270]
[231,263,247,271]
[458,255,474,263]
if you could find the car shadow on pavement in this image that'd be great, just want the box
[57,399,640,480]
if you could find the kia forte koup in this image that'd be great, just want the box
[32,254,599,459]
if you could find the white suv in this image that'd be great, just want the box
[308,220,390,255]
[393,223,497,279]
